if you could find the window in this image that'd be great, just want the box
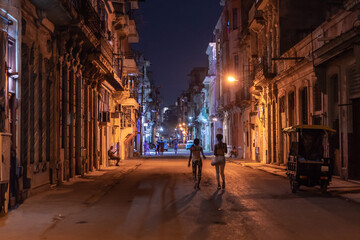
[313,80,322,111]
[233,8,238,30]
[331,74,338,103]
[288,92,295,126]
[7,37,16,93]
[279,96,285,113]
[300,87,308,124]
[234,55,239,73]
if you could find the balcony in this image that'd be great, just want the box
[129,91,138,99]
[101,38,113,61]
[249,3,264,32]
[111,1,130,37]
[255,0,270,10]
[80,0,103,37]
[250,85,262,97]
[123,58,138,76]
[128,20,139,43]
[130,0,139,10]
[29,0,75,25]
[252,59,276,81]
[113,90,130,102]
[203,76,215,85]
[235,88,251,107]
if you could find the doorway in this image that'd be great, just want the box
[349,98,360,179]
[9,93,17,207]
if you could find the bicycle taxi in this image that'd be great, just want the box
[283,125,336,193]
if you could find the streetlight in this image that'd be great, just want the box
[227,76,238,82]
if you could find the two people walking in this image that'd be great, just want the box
[188,134,227,190]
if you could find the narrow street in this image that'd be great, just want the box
[1,157,360,240]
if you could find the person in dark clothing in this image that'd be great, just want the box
[188,138,206,190]
[173,139,178,154]
[214,134,227,190]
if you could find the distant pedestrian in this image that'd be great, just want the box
[144,140,150,156]
[108,146,120,166]
[213,134,227,189]
[230,146,238,158]
[188,138,206,190]
[174,139,178,154]
[155,141,160,156]
[160,140,165,156]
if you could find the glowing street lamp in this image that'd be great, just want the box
[227,76,238,82]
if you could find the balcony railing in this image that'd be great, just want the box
[69,0,104,36]
[129,91,138,99]
[251,58,275,81]
[100,38,113,67]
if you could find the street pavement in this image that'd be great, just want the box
[0,157,360,240]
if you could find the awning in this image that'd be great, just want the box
[122,97,139,109]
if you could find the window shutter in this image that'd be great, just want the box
[349,66,360,99]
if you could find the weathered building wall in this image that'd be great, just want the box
[0,0,142,215]
[252,1,360,180]
[21,0,58,191]
[0,0,21,214]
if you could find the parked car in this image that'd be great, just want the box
[185,140,194,150]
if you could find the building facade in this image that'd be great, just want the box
[1,0,143,215]
[211,0,360,180]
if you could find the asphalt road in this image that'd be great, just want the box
[1,158,360,240]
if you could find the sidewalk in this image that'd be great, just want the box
[0,160,143,239]
[227,158,360,204]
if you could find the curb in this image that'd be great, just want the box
[228,159,360,204]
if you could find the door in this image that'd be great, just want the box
[349,98,360,179]
[9,93,17,207]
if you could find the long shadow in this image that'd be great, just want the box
[134,180,198,238]
[189,189,225,239]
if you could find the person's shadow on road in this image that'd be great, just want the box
[212,189,225,209]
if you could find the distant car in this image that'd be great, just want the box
[185,140,194,150]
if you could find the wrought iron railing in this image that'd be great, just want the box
[69,0,104,36]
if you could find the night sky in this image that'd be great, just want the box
[133,0,222,106]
